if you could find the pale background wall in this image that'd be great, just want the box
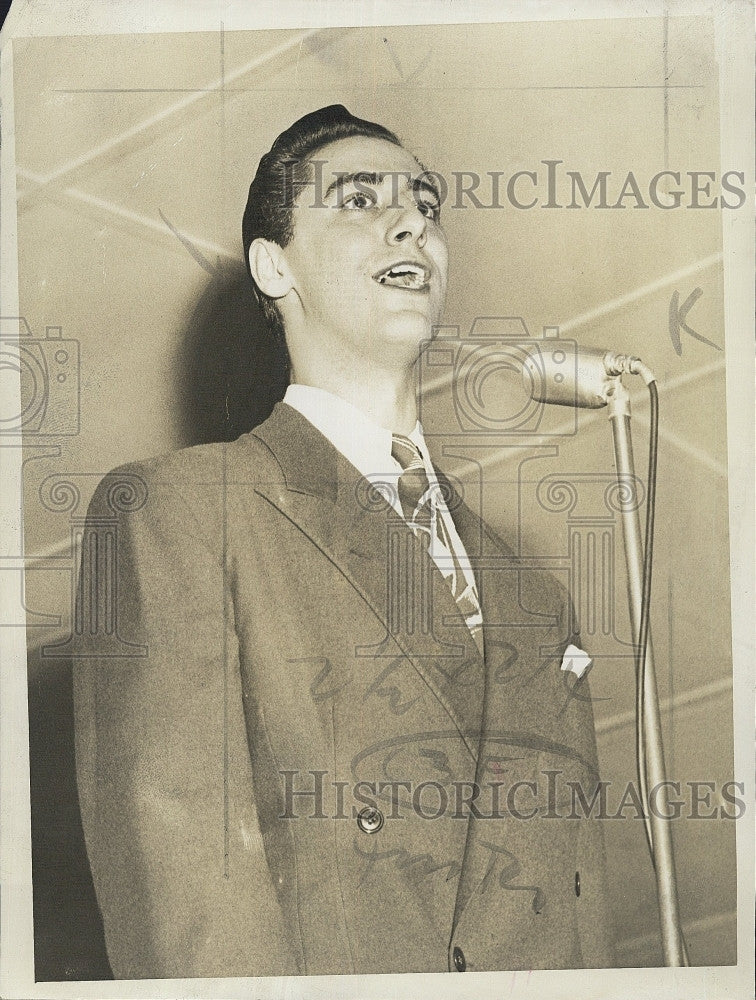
[13,18,735,978]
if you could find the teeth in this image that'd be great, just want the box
[376,263,428,288]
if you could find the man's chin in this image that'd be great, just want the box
[381,304,442,336]
[375,313,439,356]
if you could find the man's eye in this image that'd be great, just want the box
[416,199,441,221]
[341,191,376,210]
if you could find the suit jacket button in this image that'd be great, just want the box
[452,945,466,972]
[356,807,383,834]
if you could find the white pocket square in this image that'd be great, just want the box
[560,643,592,679]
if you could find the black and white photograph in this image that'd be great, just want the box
[0,2,752,998]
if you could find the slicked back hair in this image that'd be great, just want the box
[242,105,402,339]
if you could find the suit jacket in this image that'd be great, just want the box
[73,401,615,979]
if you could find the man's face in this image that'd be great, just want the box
[277,134,448,367]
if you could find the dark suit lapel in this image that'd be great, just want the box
[250,403,485,763]
[435,473,578,937]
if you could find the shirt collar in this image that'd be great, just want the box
[283,384,428,481]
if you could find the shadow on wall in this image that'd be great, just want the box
[175,264,290,448]
[29,649,113,982]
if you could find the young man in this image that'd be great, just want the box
[73,105,614,979]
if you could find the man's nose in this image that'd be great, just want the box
[386,202,428,248]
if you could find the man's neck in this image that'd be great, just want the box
[288,366,418,434]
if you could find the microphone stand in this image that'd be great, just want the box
[606,378,688,966]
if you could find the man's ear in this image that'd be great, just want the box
[247,238,293,299]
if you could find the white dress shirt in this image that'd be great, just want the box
[283,383,480,617]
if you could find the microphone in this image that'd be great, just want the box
[522,344,656,408]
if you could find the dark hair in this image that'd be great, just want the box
[242,105,402,338]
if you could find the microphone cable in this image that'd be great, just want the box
[635,378,658,863]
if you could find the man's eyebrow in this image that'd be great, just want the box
[323,171,379,200]
[410,175,441,203]
[323,170,441,203]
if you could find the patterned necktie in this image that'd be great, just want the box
[391,434,484,658]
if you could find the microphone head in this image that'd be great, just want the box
[523,344,615,408]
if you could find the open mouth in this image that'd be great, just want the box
[373,261,431,291]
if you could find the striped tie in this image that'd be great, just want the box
[391,434,484,658]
